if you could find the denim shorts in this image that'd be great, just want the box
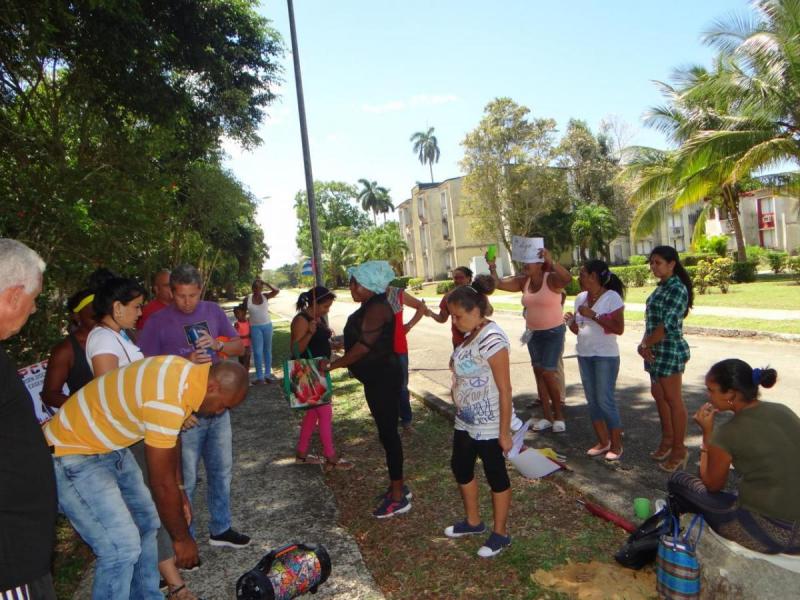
[526,323,566,371]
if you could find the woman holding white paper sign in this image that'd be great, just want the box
[487,237,572,433]
[444,275,513,558]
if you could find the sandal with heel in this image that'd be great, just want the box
[658,451,689,473]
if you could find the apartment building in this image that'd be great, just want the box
[615,204,704,263]
[705,189,799,253]
[397,177,511,280]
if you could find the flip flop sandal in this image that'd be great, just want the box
[324,458,354,472]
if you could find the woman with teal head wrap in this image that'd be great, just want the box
[321,260,412,518]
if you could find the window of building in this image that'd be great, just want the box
[440,191,449,239]
[417,195,426,221]
[635,240,653,255]
[671,237,685,252]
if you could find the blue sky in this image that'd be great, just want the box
[223,0,750,269]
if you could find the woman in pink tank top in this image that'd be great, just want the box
[488,246,572,432]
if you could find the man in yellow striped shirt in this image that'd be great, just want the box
[44,356,247,600]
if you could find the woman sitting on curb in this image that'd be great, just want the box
[668,359,800,554]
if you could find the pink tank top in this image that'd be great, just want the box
[522,273,564,330]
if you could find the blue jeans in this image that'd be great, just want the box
[181,411,232,536]
[577,355,622,430]
[251,322,274,380]
[398,353,412,425]
[527,324,566,371]
[53,449,161,600]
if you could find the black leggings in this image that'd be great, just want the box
[668,471,800,554]
[451,429,510,493]
[359,367,404,481]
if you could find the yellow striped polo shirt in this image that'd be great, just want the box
[44,356,210,456]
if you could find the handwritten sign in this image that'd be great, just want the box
[511,236,544,263]
[17,360,60,424]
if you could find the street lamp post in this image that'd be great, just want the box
[287,0,323,287]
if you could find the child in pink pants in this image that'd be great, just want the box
[291,286,352,471]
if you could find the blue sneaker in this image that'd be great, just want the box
[373,495,411,519]
[444,519,486,538]
[477,531,512,558]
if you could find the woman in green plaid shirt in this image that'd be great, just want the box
[638,246,694,473]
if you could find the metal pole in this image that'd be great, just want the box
[287,0,323,286]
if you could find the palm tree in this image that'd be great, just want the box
[676,0,800,200]
[321,229,357,287]
[357,179,392,225]
[570,203,619,261]
[410,126,441,182]
[618,62,752,260]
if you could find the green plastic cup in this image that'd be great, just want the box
[486,244,497,262]
[633,497,651,520]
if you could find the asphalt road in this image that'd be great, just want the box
[269,291,800,514]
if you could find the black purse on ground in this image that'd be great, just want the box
[614,506,673,570]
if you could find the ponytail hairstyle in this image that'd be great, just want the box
[453,266,473,281]
[583,259,626,299]
[446,274,495,316]
[296,286,336,311]
[92,277,146,320]
[649,245,694,315]
[706,358,777,404]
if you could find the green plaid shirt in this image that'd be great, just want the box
[645,275,690,377]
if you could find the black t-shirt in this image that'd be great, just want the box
[0,344,57,589]
[343,293,397,380]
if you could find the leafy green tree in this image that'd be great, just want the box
[570,203,619,261]
[294,181,372,256]
[357,179,394,224]
[410,126,441,182]
[0,0,281,362]
[460,98,566,264]
[354,222,408,275]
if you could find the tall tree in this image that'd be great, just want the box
[321,229,358,287]
[460,97,566,262]
[410,126,441,182]
[357,179,393,225]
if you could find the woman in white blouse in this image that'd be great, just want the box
[86,277,199,600]
[86,277,146,374]
[564,260,626,461]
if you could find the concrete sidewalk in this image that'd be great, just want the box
[74,382,383,600]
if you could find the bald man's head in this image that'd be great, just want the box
[197,361,249,416]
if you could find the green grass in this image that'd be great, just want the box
[622,277,800,310]
[271,322,628,599]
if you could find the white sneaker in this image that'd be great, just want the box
[532,419,552,432]
[552,420,566,433]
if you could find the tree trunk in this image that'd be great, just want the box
[429,162,434,183]
[723,185,747,262]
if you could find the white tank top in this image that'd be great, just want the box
[248,293,271,325]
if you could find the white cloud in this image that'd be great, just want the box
[361,93,459,114]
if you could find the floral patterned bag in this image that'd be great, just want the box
[282,348,332,409]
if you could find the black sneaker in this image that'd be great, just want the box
[375,484,412,502]
[209,528,251,548]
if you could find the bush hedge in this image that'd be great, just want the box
[693,257,733,294]
[788,256,800,282]
[436,280,456,294]
[679,253,717,266]
[613,265,651,287]
[731,260,758,283]
[408,277,424,290]
[389,276,412,289]
[628,255,648,266]
[564,278,581,296]
[766,251,788,274]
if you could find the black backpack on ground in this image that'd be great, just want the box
[614,506,673,570]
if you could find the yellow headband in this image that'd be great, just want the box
[72,294,94,314]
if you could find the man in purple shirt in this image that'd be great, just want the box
[139,264,250,549]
